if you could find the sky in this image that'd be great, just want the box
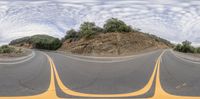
[0,0,200,46]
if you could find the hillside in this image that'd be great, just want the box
[9,35,62,50]
[59,18,173,56]
[60,32,172,56]
[9,18,173,56]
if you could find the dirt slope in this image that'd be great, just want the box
[59,32,171,56]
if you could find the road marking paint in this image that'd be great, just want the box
[0,51,35,65]
[49,52,163,98]
[57,53,139,63]
[56,51,163,63]
[151,51,200,99]
[176,83,187,89]
[170,50,200,64]
[0,50,34,61]
[0,53,59,99]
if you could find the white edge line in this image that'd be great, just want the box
[0,51,36,65]
[54,50,161,63]
[170,50,200,64]
[0,49,33,61]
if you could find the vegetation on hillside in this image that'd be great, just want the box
[63,18,136,40]
[103,18,133,33]
[60,18,173,56]
[174,40,200,53]
[9,18,172,53]
[80,22,103,38]
[10,35,62,50]
[63,18,172,47]
[0,45,22,54]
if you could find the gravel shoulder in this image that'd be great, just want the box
[0,47,32,60]
[172,50,200,62]
[56,48,164,61]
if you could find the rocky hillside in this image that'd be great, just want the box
[9,18,173,56]
[60,32,172,56]
[59,18,173,56]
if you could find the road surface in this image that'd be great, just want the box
[0,49,200,99]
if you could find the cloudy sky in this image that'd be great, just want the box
[0,0,200,46]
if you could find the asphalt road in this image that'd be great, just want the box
[0,49,200,99]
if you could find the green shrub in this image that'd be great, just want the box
[197,47,200,53]
[174,44,182,51]
[0,45,15,54]
[65,29,79,40]
[31,35,62,50]
[9,37,31,45]
[174,40,196,53]
[181,40,194,53]
[9,35,62,50]
[103,18,133,33]
[80,22,103,38]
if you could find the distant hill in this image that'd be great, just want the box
[9,35,62,50]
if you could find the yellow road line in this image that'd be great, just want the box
[0,53,59,99]
[50,52,163,98]
[151,51,200,99]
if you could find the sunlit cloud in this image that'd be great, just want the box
[0,0,200,45]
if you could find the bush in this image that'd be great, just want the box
[0,45,15,54]
[103,18,133,33]
[80,22,103,38]
[174,44,182,51]
[9,37,31,45]
[31,35,62,50]
[181,40,194,53]
[197,47,200,53]
[174,40,196,53]
[65,29,79,40]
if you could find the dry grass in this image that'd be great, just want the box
[59,32,169,56]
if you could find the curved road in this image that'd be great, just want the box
[0,49,200,98]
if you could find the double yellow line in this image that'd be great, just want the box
[52,50,200,98]
[0,53,58,99]
[0,51,166,99]
[48,51,165,98]
[1,50,200,99]
[151,51,200,99]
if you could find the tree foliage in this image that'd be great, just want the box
[31,35,62,50]
[197,47,200,53]
[0,45,15,53]
[10,35,62,50]
[103,18,133,33]
[65,29,79,40]
[174,40,199,53]
[80,22,103,38]
[63,18,136,41]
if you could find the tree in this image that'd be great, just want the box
[174,40,196,53]
[65,29,79,40]
[0,45,15,53]
[197,47,200,53]
[103,18,133,33]
[31,35,62,50]
[174,44,182,51]
[181,40,194,53]
[80,22,102,38]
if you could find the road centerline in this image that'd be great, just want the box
[152,50,200,99]
[0,53,58,99]
[49,52,163,98]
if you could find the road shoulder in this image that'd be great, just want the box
[171,50,200,63]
